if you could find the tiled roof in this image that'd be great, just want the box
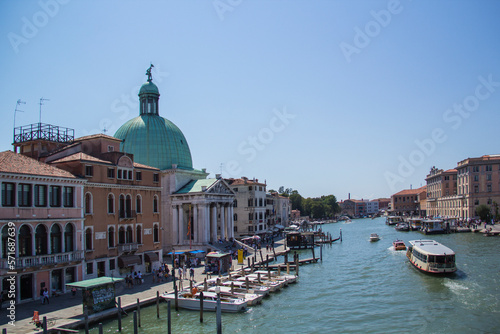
[0,151,76,179]
[175,179,218,194]
[225,178,265,186]
[393,186,427,196]
[444,169,457,173]
[50,152,112,165]
[75,134,122,142]
[133,161,159,170]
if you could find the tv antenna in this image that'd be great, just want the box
[39,97,50,123]
[13,99,26,139]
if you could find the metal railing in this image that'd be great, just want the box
[118,243,138,253]
[0,250,84,269]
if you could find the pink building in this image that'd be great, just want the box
[0,151,86,304]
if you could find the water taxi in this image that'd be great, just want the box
[370,233,380,242]
[161,290,247,312]
[406,240,456,274]
[392,240,406,251]
[386,216,402,225]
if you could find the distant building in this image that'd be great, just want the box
[373,198,390,212]
[425,167,457,218]
[340,199,368,218]
[0,150,86,303]
[226,177,267,237]
[267,192,291,227]
[291,209,301,220]
[391,186,427,216]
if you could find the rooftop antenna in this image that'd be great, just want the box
[102,126,108,134]
[39,97,50,123]
[13,99,26,142]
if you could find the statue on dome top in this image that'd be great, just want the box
[146,64,154,82]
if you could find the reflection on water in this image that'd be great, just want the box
[83,217,500,334]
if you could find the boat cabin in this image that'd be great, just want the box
[286,232,315,249]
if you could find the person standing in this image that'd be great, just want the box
[43,288,50,305]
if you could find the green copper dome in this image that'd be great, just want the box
[114,65,193,170]
[139,81,159,95]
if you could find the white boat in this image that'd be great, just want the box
[421,219,446,234]
[253,270,297,286]
[370,233,380,242]
[221,280,271,296]
[235,276,281,292]
[161,290,247,312]
[406,240,457,275]
[207,286,263,306]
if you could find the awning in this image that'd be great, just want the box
[189,250,205,254]
[118,255,142,268]
[166,251,186,255]
[144,252,159,262]
[66,277,124,289]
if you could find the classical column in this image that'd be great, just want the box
[203,204,210,243]
[172,205,178,245]
[211,205,217,242]
[221,204,226,240]
[178,205,184,245]
[193,204,198,243]
[229,205,234,239]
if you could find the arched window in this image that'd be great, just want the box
[107,193,114,214]
[118,226,125,244]
[119,194,125,218]
[50,224,62,254]
[136,195,142,214]
[125,195,132,218]
[85,193,92,214]
[85,228,92,251]
[126,226,133,243]
[1,225,9,258]
[19,225,32,257]
[136,225,142,244]
[108,226,115,248]
[64,224,74,252]
[153,224,159,243]
[153,195,159,213]
[35,225,48,255]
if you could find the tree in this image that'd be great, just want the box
[476,204,491,222]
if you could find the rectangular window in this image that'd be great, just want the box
[50,186,61,207]
[249,186,252,191]
[117,170,122,179]
[107,168,115,179]
[153,173,159,183]
[486,165,492,172]
[474,175,479,182]
[136,171,142,181]
[18,183,31,207]
[34,184,47,207]
[248,226,253,232]
[109,259,116,270]
[487,174,492,181]
[107,145,114,152]
[1,182,15,207]
[63,187,74,207]
[487,184,492,192]
[128,171,132,180]
[86,263,93,275]
[248,213,253,221]
[85,165,93,177]
[474,185,479,193]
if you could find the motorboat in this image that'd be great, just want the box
[392,240,406,251]
[221,280,271,296]
[207,286,263,306]
[161,290,247,313]
[370,233,380,242]
[235,276,281,292]
[395,223,410,231]
[406,240,457,274]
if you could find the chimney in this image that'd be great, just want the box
[215,174,221,179]
[348,193,350,200]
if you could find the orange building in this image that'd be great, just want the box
[391,186,427,217]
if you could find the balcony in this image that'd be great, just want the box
[0,251,84,270]
[118,243,139,253]
[119,210,137,221]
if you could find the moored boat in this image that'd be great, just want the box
[386,216,402,225]
[161,290,247,312]
[395,222,409,231]
[406,240,457,274]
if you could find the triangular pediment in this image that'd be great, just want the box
[206,179,234,195]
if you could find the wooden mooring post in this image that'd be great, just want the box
[133,311,138,334]
[137,298,141,327]
[117,297,122,332]
[320,243,323,262]
[156,291,160,318]
[99,323,103,334]
[167,300,172,334]
[84,307,89,334]
[200,291,204,323]
[216,293,222,334]
[43,316,47,334]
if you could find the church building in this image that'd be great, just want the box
[114,65,235,251]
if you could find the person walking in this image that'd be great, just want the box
[190,267,195,281]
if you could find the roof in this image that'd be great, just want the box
[139,81,160,95]
[75,134,122,142]
[226,178,266,186]
[50,152,112,165]
[393,186,427,196]
[444,169,457,173]
[66,277,124,289]
[175,179,217,194]
[114,114,193,171]
[409,240,455,255]
[0,150,77,179]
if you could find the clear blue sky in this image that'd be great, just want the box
[1,0,500,200]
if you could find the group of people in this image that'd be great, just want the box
[125,271,143,288]
[152,263,171,283]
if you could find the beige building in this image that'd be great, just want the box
[226,177,267,237]
[425,167,458,218]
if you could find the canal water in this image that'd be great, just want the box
[84,217,500,333]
